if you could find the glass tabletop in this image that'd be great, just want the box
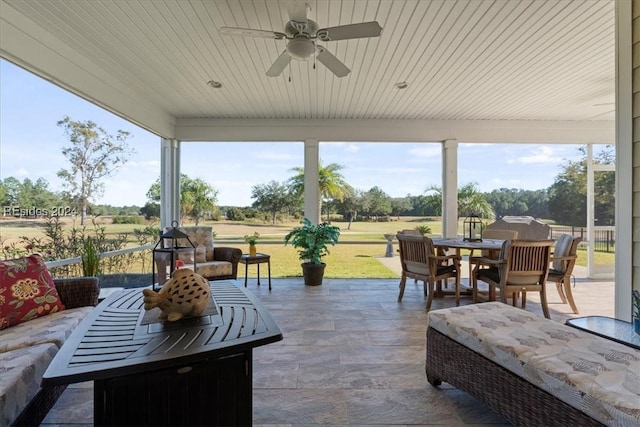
[565,316,640,350]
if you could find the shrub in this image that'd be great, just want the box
[112,215,145,224]
[133,226,161,243]
[226,207,245,221]
[15,216,131,277]
[209,209,222,221]
[243,208,261,219]
[140,202,160,220]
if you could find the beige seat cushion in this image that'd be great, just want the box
[177,245,207,264]
[552,234,573,272]
[0,343,58,427]
[0,306,93,353]
[182,261,232,278]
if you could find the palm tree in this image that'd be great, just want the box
[148,175,218,224]
[288,161,353,221]
[458,183,494,218]
[426,183,494,219]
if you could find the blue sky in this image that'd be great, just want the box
[1,59,593,208]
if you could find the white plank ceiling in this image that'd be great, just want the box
[1,0,615,136]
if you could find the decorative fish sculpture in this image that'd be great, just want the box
[142,268,210,321]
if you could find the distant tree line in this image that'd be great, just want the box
[0,143,615,228]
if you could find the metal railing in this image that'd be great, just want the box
[45,243,155,275]
[42,229,615,277]
[549,226,615,253]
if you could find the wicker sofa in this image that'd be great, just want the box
[0,256,99,427]
[426,302,640,427]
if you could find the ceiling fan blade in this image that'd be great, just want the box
[266,51,292,77]
[219,27,286,40]
[287,1,310,22]
[315,46,350,77]
[317,21,383,41]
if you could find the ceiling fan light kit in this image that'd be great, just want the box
[287,38,317,60]
[219,1,382,78]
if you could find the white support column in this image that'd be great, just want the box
[587,145,616,279]
[304,139,320,224]
[442,139,458,237]
[615,0,633,321]
[586,145,595,277]
[160,138,181,229]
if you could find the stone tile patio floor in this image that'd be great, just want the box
[41,264,614,426]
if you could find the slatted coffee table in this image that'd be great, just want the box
[42,282,282,426]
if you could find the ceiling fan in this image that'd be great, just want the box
[219,1,382,78]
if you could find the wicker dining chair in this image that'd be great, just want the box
[396,232,461,311]
[472,239,554,318]
[547,234,582,314]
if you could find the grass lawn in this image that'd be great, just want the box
[238,242,397,278]
[0,217,614,278]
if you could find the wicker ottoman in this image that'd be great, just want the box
[425,302,640,427]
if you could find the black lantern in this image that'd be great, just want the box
[463,214,483,242]
[152,221,197,290]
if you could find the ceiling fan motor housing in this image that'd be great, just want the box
[285,19,318,38]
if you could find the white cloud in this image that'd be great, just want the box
[512,146,557,164]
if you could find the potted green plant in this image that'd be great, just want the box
[284,217,340,286]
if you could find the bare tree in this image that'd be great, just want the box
[57,116,133,225]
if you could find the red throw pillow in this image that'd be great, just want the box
[0,254,65,330]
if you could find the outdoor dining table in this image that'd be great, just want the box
[430,238,506,296]
[431,237,505,255]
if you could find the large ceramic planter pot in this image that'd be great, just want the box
[301,262,326,286]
